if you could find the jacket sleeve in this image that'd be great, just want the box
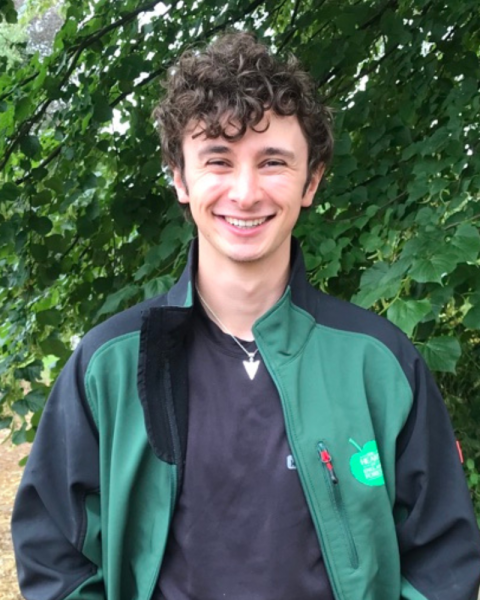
[11,343,105,600]
[395,350,480,600]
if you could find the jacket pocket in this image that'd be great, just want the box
[317,441,359,570]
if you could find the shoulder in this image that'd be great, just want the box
[304,284,421,390]
[76,293,169,376]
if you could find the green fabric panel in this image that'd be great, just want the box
[255,291,414,600]
[401,577,429,600]
[83,493,102,567]
[85,332,176,600]
[184,280,193,307]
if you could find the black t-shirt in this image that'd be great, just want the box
[156,303,335,600]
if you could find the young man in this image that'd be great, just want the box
[12,32,480,600]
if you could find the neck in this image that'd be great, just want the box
[196,242,291,340]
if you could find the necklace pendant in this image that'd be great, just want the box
[243,359,260,381]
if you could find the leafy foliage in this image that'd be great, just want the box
[1,0,479,510]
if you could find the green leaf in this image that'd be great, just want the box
[24,389,46,412]
[44,177,65,193]
[406,178,429,202]
[20,134,42,158]
[334,132,352,156]
[92,94,113,123]
[409,254,458,284]
[14,96,32,121]
[0,417,12,430]
[464,303,480,330]
[26,428,36,443]
[96,284,139,318]
[451,224,480,263]
[0,0,17,22]
[12,399,29,416]
[30,243,49,261]
[45,234,69,253]
[12,424,28,445]
[143,275,175,300]
[387,299,432,337]
[418,337,462,373]
[36,309,63,326]
[141,159,161,178]
[1,182,21,201]
[14,360,43,382]
[39,337,70,359]
[352,259,408,308]
[77,215,98,237]
[429,286,454,318]
[31,190,52,207]
[31,216,53,235]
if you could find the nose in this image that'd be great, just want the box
[227,166,262,208]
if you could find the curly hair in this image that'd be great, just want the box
[153,32,333,184]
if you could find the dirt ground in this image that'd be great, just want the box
[0,429,28,600]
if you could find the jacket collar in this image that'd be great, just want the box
[165,237,311,310]
[253,239,317,364]
[163,237,316,362]
[166,241,198,308]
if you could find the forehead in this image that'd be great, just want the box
[182,112,308,152]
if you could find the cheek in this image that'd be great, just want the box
[192,177,226,203]
[265,175,304,201]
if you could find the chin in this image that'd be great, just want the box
[227,253,261,264]
[222,247,267,263]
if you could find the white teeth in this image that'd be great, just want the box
[224,217,268,228]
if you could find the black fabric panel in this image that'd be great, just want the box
[11,344,102,600]
[167,334,190,484]
[79,294,167,372]
[167,241,197,307]
[394,354,480,600]
[138,306,192,468]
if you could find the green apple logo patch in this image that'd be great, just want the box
[349,438,385,487]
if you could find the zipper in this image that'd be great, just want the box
[257,344,342,600]
[317,441,359,570]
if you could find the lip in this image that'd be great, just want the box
[215,214,273,236]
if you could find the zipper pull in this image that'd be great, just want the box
[317,442,338,484]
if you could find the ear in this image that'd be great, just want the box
[301,165,325,208]
[173,168,190,204]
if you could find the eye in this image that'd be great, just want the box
[207,159,230,167]
[262,159,286,168]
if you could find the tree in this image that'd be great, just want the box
[1,0,480,509]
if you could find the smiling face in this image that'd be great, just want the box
[173,112,324,272]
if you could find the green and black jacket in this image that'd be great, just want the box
[12,240,480,600]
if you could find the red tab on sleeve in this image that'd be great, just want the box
[456,440,464,464]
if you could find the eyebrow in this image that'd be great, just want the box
[260,146,296,160]
[197,145,231,158]
[197,145,296,160]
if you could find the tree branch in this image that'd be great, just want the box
[0,0,172,103]
[0,0,175,169]
[68,0,173,55]
[11,0,270,182]
[445,213,480,231]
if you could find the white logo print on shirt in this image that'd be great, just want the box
[286,455,297,470]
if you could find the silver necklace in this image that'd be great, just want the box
[196,286,261,381]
